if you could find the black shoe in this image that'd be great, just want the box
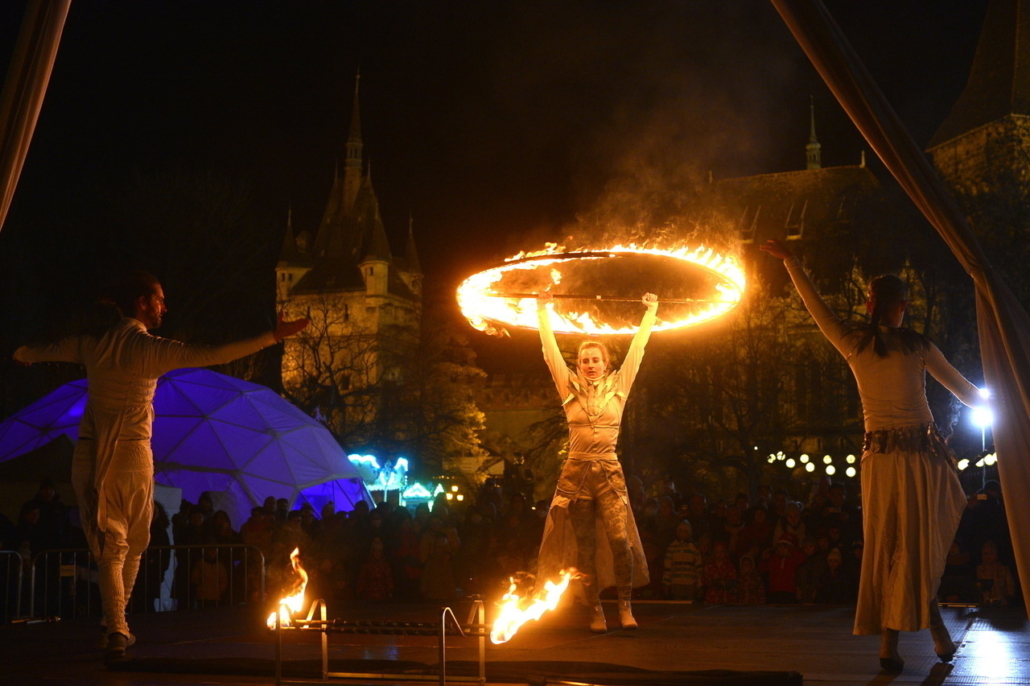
[104,633,129,661]
[879,656,904,673]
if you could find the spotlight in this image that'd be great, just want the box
[805,463,815,473]
[800,454,810,464]
[823,455,832,464]
[957,459,969,471]
[846,467,856,478]
[826,465,836,476]
[846,454,856,464]
[786,458,796,468]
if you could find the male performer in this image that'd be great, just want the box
[14,270,308,659]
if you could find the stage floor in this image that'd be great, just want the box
[3,600,1028,685]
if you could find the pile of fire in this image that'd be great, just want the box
[266,548,308,629]
[265,547,575,646]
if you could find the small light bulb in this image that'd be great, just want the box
[826,465,836,476]
[846,467,856,478]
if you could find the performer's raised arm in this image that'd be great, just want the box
[537,291,571,397]
[617,293,658,393]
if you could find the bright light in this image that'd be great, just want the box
[456,494,465,501]
[805,463,815,473]
[845,466,857,478]
[975,458,985,468]
[984,453,997,466]
[972,406,994,429]
[786,458,796,468]
[767,455,776,464]
[446,492,454,500]
[800,454,810,464]
[846,454,856,464]
[957,458,969,470]
[826,465,836,476]
[978,387,991,400]
[823,455,833,465]
[458,242,746,335]
[451,485,459,492]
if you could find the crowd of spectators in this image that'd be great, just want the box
[0,472,1022,619]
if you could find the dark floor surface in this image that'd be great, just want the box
[2,599,1028,686]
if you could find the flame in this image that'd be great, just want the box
[490,570,573,644]
[457,242,746,335]
[266,548,308,629]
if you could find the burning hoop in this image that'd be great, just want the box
[457,242,746,335]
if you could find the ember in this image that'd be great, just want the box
[457,242,745,336]
[266,548,308,629]
[490,570,575,644]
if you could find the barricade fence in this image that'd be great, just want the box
[1,550,24,624]
[24,544,266,621]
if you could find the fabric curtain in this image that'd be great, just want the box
[771,0,1030,612]
[0,0,72,234]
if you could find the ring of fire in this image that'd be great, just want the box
[457,243,747,335]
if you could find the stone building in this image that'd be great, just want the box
[275,78,422,441]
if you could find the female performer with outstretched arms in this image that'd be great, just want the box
[762,239,981,672]
[534,291,657,632]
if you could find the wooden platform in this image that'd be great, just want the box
[3,601,1028,685]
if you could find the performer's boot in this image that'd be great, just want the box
[929,602,956,662]
[589,603,607,633]
[879,629,904,672]
[618,600,638,630]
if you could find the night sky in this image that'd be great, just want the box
[0,0,990,341]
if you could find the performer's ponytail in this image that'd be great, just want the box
[855,274,927,357]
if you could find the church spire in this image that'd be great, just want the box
[805,96,822,170]
[343,70,363,213]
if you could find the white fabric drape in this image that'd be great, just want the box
[0,0,71,233]
[772,0,1030,611]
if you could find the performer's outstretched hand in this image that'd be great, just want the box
[273,313,310,342]
[760,239,794,261]
[642,292,658,312]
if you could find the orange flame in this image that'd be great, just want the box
[457,242,746,335]
[490,570,573,644]
[266,548,308,629]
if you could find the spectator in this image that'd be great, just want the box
[191,538,228,608]
[663,520,702,601]
[703,541,737,605]
[977,541,1016,607]
[772,501,806,548]
[815,548,858,604]
[795,536,827,604]
[421,532,456,601]
[130,502,170,612]
[761,535,805,604]
[733,555,766,606]
[737,506,774,560]
[356,537,393,602]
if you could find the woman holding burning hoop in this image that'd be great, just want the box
[534,291,657,633]
[762,239,982,672]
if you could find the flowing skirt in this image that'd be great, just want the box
[854,424,965,634]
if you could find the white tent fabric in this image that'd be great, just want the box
[772,0,1030,610]
[0,0,71,233]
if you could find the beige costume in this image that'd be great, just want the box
[534,305,654,600]
[15,319,276,636]
[785,258,979,634]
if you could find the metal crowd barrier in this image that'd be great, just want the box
[273,597,488,686]
[28,543,266,619]
[1,550,24,623]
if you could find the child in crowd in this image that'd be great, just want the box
[814,548,858,604]
[795,536,826,604]
[703,541,737,604]
[762,535,806,604]
[663,520,703,601]
[733,555,766,605]
[356,537,393,602]
[977,541,1016,607]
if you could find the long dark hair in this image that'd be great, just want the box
[855,274,927,358]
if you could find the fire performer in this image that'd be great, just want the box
[762,239,982,672]
[534,290,657,632]
[13,270,309,660]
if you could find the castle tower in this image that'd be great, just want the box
[927,0,1030,192]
